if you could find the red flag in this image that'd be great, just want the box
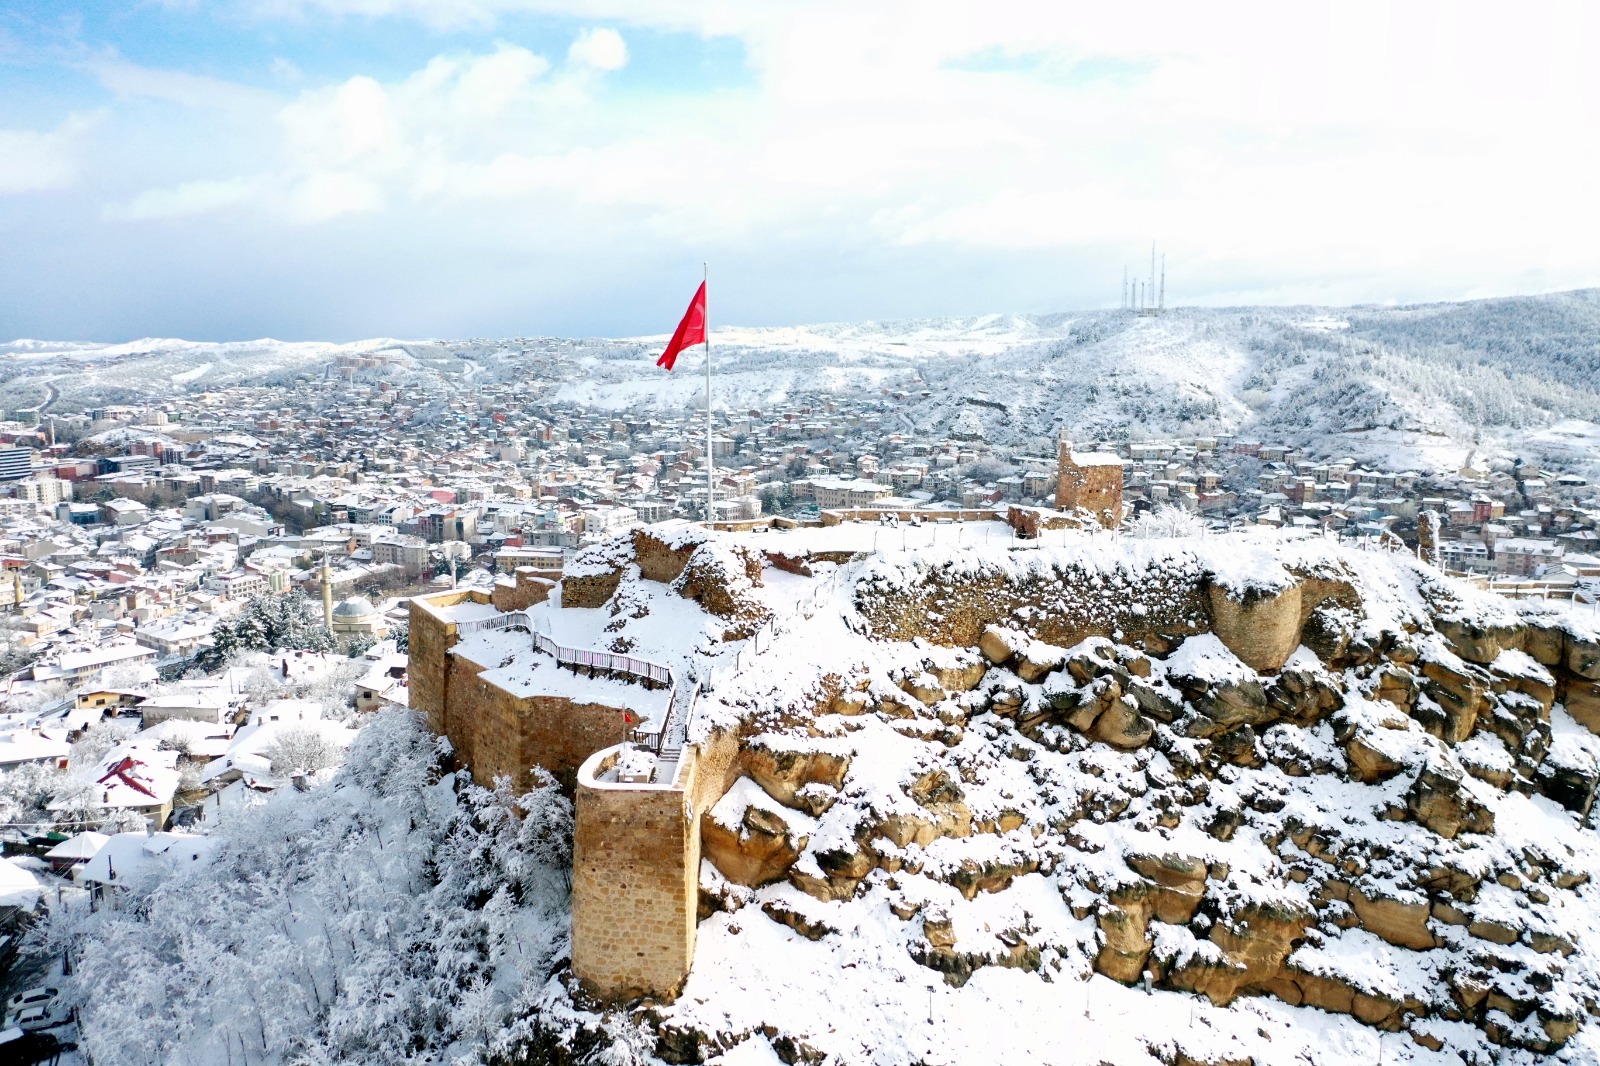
[656,281,706,371]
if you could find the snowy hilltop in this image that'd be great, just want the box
[7,289,1600,475]
[48,522,1600,1066]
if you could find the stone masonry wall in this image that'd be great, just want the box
[446,647,636,791]
[573,756,698,1003]
[857,563,1356,674]
[491,569,556,612]
[570,727,744,1003]
[1055,453,1124,529]
[561,571,623,609]
[633,527,706,584]
[409,589,488,739]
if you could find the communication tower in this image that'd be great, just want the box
[1121,243,1167,315]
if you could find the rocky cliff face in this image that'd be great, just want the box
[651,537,1600,1065]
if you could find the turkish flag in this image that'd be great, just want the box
[656,281,706,371]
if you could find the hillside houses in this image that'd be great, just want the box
[0,356,1591,715]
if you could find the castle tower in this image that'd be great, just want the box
[321,551,334,629]
[1055,430,1125,529]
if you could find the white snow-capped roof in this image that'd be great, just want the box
[80,831,215,887]
[0,857,41,908]
[44,831,110,862]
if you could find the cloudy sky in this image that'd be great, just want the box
[2,0,1598,342]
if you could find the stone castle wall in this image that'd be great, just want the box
[491,568,556,612]
[445,648,635,791]
[1056,461,1123,528]
[573,755,698,1002]
[1055,439,1124,529]
[412,582,751,1004]
[409,588,485,739]
[410,590,636,790]
[856,561,1357,674]
[571,727,743,1002]
[561,571,623,609]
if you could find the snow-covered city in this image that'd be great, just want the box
[4,3,1600,1064]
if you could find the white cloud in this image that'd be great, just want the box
[281,75,402,170]
[91,58,275,110]
[107,177,265,220]
[0,113,100,196]
[270,56,305,83]
[568,28,628,71]
[287,170,386,222]
[18,0,1600,335]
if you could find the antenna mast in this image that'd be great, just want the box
[1159,254,1166,311]
[1149,241,1156,311]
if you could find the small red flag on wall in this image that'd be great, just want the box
[656,281,707,371]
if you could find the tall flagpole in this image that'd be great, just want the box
[704,262,713,529]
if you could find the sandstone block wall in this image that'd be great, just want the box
[573,751,699,1003]
[410,589,636,791]
[571,728,743,1003]
[444,649,635,790]
[1056,448,1124,529]
[409,589,489,739]
[491,569,556,612]
[561,571,622,609]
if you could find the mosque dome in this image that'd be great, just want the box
[331,596,376,621]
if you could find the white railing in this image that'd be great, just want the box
[455,610,672,688]
[455,553,865,761]
[628,680,696,758]
[455,610,532,636]
[535,631,673,686]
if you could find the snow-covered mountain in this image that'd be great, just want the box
[7,290,1600,473]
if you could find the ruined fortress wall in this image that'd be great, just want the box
[573,751,698,1003]
[491,570,556,612]
[1055,458,1123,528]
[633,527,705,584]
[858,564,1214,653]
[856,562,1352,673]
[560,571,623,609]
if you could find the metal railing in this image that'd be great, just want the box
[534,631,672,686]
[454,553,865,764]
[628,680,696,758]
[455,610,672,687]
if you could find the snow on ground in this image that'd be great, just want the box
[544,527,1600,1065]
[10,293,1600,467]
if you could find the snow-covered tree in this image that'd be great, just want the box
[1127,504,1206,539]
[263,726,340,776]
[52,709,579,1066]
[197,594,335,672]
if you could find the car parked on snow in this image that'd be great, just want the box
[4,987,57,1015]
